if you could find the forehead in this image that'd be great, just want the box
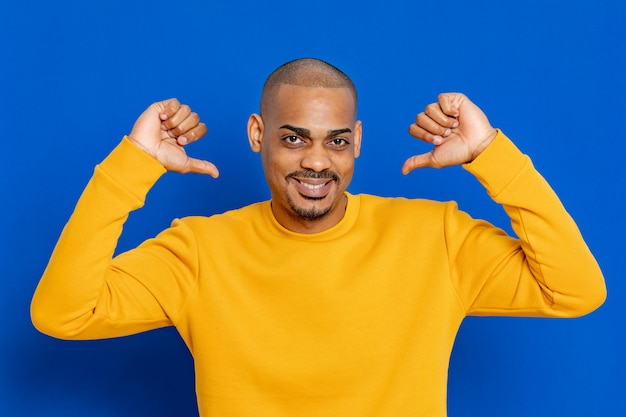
[266,84,356,126]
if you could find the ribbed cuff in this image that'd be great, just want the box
[96,136,167,200]
[462,130,531,198]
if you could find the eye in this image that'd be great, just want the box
[281,135,305,147]
[329,138,349,148]
[284,135,302,144]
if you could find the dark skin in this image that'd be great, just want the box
[402,93,497,172]
[247,85,362,233]
[128,91,497,233]
[128,99,218,177]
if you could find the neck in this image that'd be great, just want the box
[272,194,348,234]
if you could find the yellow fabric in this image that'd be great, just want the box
[31,131,605,416]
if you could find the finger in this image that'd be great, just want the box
[162,104,192,131]
[167,110,200,138]
[402,152,439,174]
[184,157,220,178]
[438,93,463,117]
[409,121,446,146]
[157,98,181,121]
[424,102,459,131]
[175,122,208,146]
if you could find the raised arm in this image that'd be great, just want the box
[31,99,215,339]
[404,93,605,316]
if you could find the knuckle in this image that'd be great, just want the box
[425,103,439,114]
[196,123,208,137]
[166,102,180,114]
[189,112,200,123]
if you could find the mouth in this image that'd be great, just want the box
[291,178,334,199]
[287,171,339,199]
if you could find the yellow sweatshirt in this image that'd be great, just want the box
[31,131,605,416]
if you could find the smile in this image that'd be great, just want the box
[286,170,340,199]
[290,177,335,199]
[299,181,329,190]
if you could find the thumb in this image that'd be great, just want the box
[402,152,439,174]
[186,157,220,178]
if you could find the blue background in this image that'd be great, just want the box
[2,0,624,415]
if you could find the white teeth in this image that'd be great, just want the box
[301,182,324,190]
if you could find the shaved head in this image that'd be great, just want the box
[260,58,357,116]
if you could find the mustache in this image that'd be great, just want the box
[286,170,340,182]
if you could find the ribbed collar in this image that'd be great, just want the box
[261,192,361,242]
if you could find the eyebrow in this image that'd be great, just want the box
[279,124,352,139]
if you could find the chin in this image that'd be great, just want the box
[292,205,332,221]
[288,195,335,222]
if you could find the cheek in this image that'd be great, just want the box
[263,154,291,185]
[266,149,300,175]
[335,156,355,177]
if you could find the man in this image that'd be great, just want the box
[31,58,606,416]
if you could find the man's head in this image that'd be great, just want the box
[260,58,358,117]
[248,58,362,234]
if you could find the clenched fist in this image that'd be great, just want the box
[402,93,497,174]
[128,98,219,177]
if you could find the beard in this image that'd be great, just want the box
[285,169,340,221]
[287,195,333,221]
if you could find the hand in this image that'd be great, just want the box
[402,93,497,174]
[128,98,219,177]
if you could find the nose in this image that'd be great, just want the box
[300,143,331,172]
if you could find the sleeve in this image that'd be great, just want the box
[447,130,606,318]
[30,137,199,339]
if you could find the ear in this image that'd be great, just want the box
[353,120,363,158]
[247,114,264,153]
